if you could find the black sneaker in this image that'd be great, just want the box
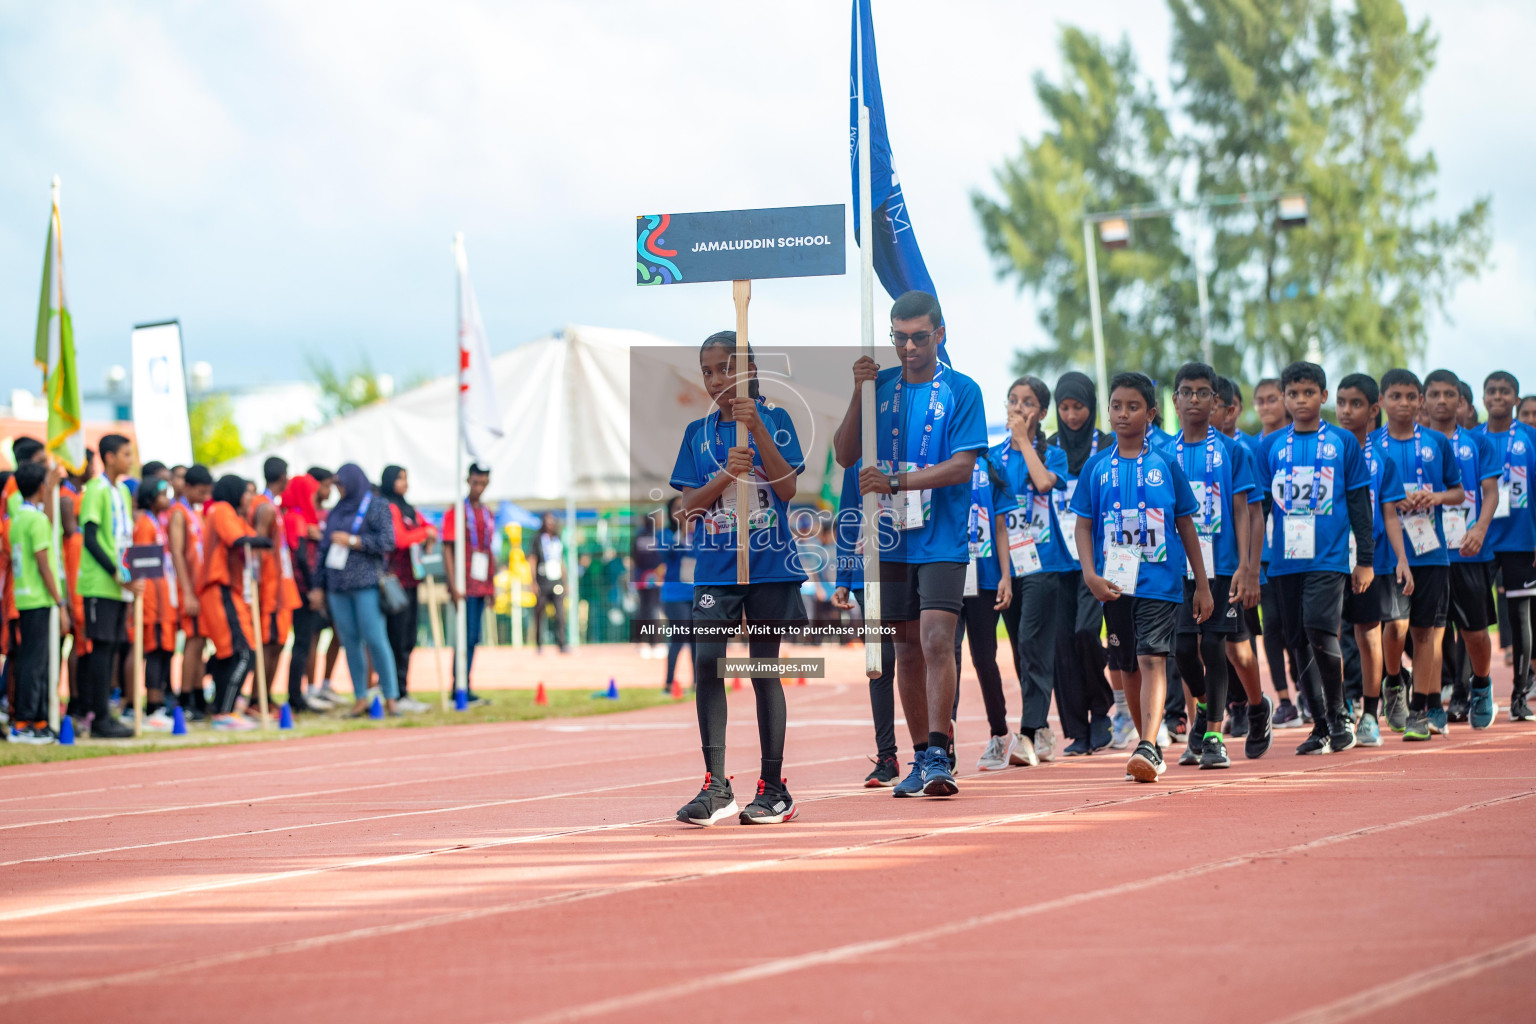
[1447,685,1470,723]
[1328,711,1357,753]
[1199,734,1231,769]
[1511,687,1534,722]
[91,716,135,739]
[1295,729,1331,755]
[1226,704,1250,739]
[1179,706,1207,765]
[864,754,900,788]
[739,778,797,824]
[1088,714,1112,752]
[1273,700,1302,729]
[1245,696,1273,759]
[1126,740,1166,782]
[675,773,738,827]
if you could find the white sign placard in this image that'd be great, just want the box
[130,320,194,467]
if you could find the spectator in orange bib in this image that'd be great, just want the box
[249,457,303,712]
[200,474,271,731]
[133,477,180,730]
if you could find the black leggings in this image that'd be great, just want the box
[144,650,173,696]
[663,599,694,692]
[855,590,897,758]
[82,641,121,719]
[1508,595,1533,697]
[385,587,419,697]
[289,606,323,700]
[1293,627,1343,722]
[1053,572,1112,741]
[962,592,1011,737]
[1174,632,1229,723]
[210,588,254,714]
[1260,580,1299,696]
[694,635,786,784]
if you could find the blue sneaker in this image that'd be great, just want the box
[1110,707,1137,750]
[1427,707,1449,736]
[1356,712,1383,747]
[892,755,927,798]
[921,747,959,796]
[1470,685,1495,730]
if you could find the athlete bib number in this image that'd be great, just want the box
[1103,509,1166,563]
[709,476,775,535]
[1495,466,1527,519]
[1273,467,1337,515]
[1009,530,1042,575]
[878,462,932,531]
[1402,484,1441,555]
[1188,481,1223,535]
[1442,507,1469,549]
[1104,545,1139,595]
[1185,535,1215,581]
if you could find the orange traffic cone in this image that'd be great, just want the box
[534,682,549,707]
[796,677,807,686]
[673,681,685,700]
[731,677,743,692]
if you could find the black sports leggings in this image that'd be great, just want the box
[962,593,1010,737]
[855,590,897,758]
[1260,579,1299,695]
[82,642,121,719]
[1509,595,1533,697]
[1174,632,1229,723]
[694,636,786,784]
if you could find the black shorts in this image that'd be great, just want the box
[1343,571,1409,627]
[1406,563,1450,630]
[1271,571,1347,650]
[691,580,808,637]
[1103,596,1178,671]
[1448,562,1496,632]
[1495,550,1536,598]
[876,560,967,620]
[1178,575,1247,638]
[82,596,128,644]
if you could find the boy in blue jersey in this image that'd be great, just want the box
[961,444,1019,770]
[1426,370,1502,729]
[1213,376,1260,738]
[1250,377,1304,726]
[832,291,989,797]
[1335,375,1412,745]
[1378,368,1465,741]
[1479,372,1536,720]
[1167,363,1271,769]
[1258,362,1377,756]
[669,332,807,826]
[984,376,1072,768]
[1049,373,1117,755]
[830,463,902,786]
[1072,372,1213,782]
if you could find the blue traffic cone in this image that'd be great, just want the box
[368,694,384,719]
[58,715,75,746]
[171,705,188,735]
[279,703,294,730]
[605,678,619,700]
[454,688,469,712]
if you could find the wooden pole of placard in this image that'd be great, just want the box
[247,561,269,729]
[132,594,146,738]
[732,279,752,586]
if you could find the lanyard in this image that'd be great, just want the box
[1109,443,1150,544]
[1484,425,1516,483]
[1000,438,1036,513]
[709,399,763,466]
[969,462,987,547]
[1283,424,1328,514]
[22,501,44,515]
[890,364,944,468]
[176,498,204,559]
[1177,426,1218,527]
[463,500,485,550]
[349,492,372,535]
[106,480,129,542]
[1407,425,1427,488]
[139,509,168,547]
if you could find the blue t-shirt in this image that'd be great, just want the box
[1361,436,1408,575]
[1476,422,1536,553]
[1172,427,1259,578]
[1255,428,1289,566]
[1376,425,1462,568]
[991,439,1072,575]
[1446,426,1501,565]
[1069,441,1200,603]
[872,364,988,564]
[1258,424,1373,577]
[669,403,808,586]
[657,527,693,602]
[966,454,1019,591]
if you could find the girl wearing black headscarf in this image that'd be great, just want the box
[313,463,399,716]
[380,465,435,711]
[1048,372,1117,755]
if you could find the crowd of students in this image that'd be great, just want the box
[664,288,1536,825]
[0,445,503,744]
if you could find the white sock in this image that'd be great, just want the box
[1114,690,1129,713]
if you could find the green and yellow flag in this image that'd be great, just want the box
[35,177,84,473]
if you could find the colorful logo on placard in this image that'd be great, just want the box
[636,214,682,285]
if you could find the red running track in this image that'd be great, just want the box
[1,681,1534,1024]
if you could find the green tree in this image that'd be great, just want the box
[974,1,1490,383]
[973,28,1199,386]
[189,394,245,465]
[308,354,390,420]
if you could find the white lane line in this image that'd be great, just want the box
[0,740,1517,1004]
[509,789,1536,1024]
[1265,931,1536,1024]
[0,754,871,922]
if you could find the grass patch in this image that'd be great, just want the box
[0,687,686,768]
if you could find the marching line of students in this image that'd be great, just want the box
[661,288,1536,825]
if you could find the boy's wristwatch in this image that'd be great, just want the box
[887,473,901,493]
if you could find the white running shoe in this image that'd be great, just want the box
[395,696,431,714]
[1009,732,1039,767]
[1110,707,1138,749]
[1034,726,1058,763]
[143,707,176,733]
[1156,722,1172,749]
[976,734,1012,771]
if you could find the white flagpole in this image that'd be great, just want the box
[453,233,469,701]
[46,176,63,732]
[564,329,580,649]
[856,5,883,680]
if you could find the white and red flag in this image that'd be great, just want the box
[453,232,503,462]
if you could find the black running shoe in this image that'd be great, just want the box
[676,773,738,827]
[1126,740,1166,783]
[1295,729,1331,756]
[1447,685,1470,724]
[1245,696,1273,760]
[1178,731,1204,766]
[1328,711,1357,753]
[1199,734,1231,769]
[1089,714,1112,752]
[740,778,797,824]
[1226,703,1249,739]
[1511,687,1534,722]
[864,754,900,788]
[91,716,134,739]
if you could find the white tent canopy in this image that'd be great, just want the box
[219,324,846,509]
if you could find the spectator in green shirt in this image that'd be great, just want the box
[74,433,143,739]
[8,462,69,744]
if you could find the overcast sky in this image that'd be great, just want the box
[1,0,1531,406]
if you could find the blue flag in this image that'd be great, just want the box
[849,0,947,365]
